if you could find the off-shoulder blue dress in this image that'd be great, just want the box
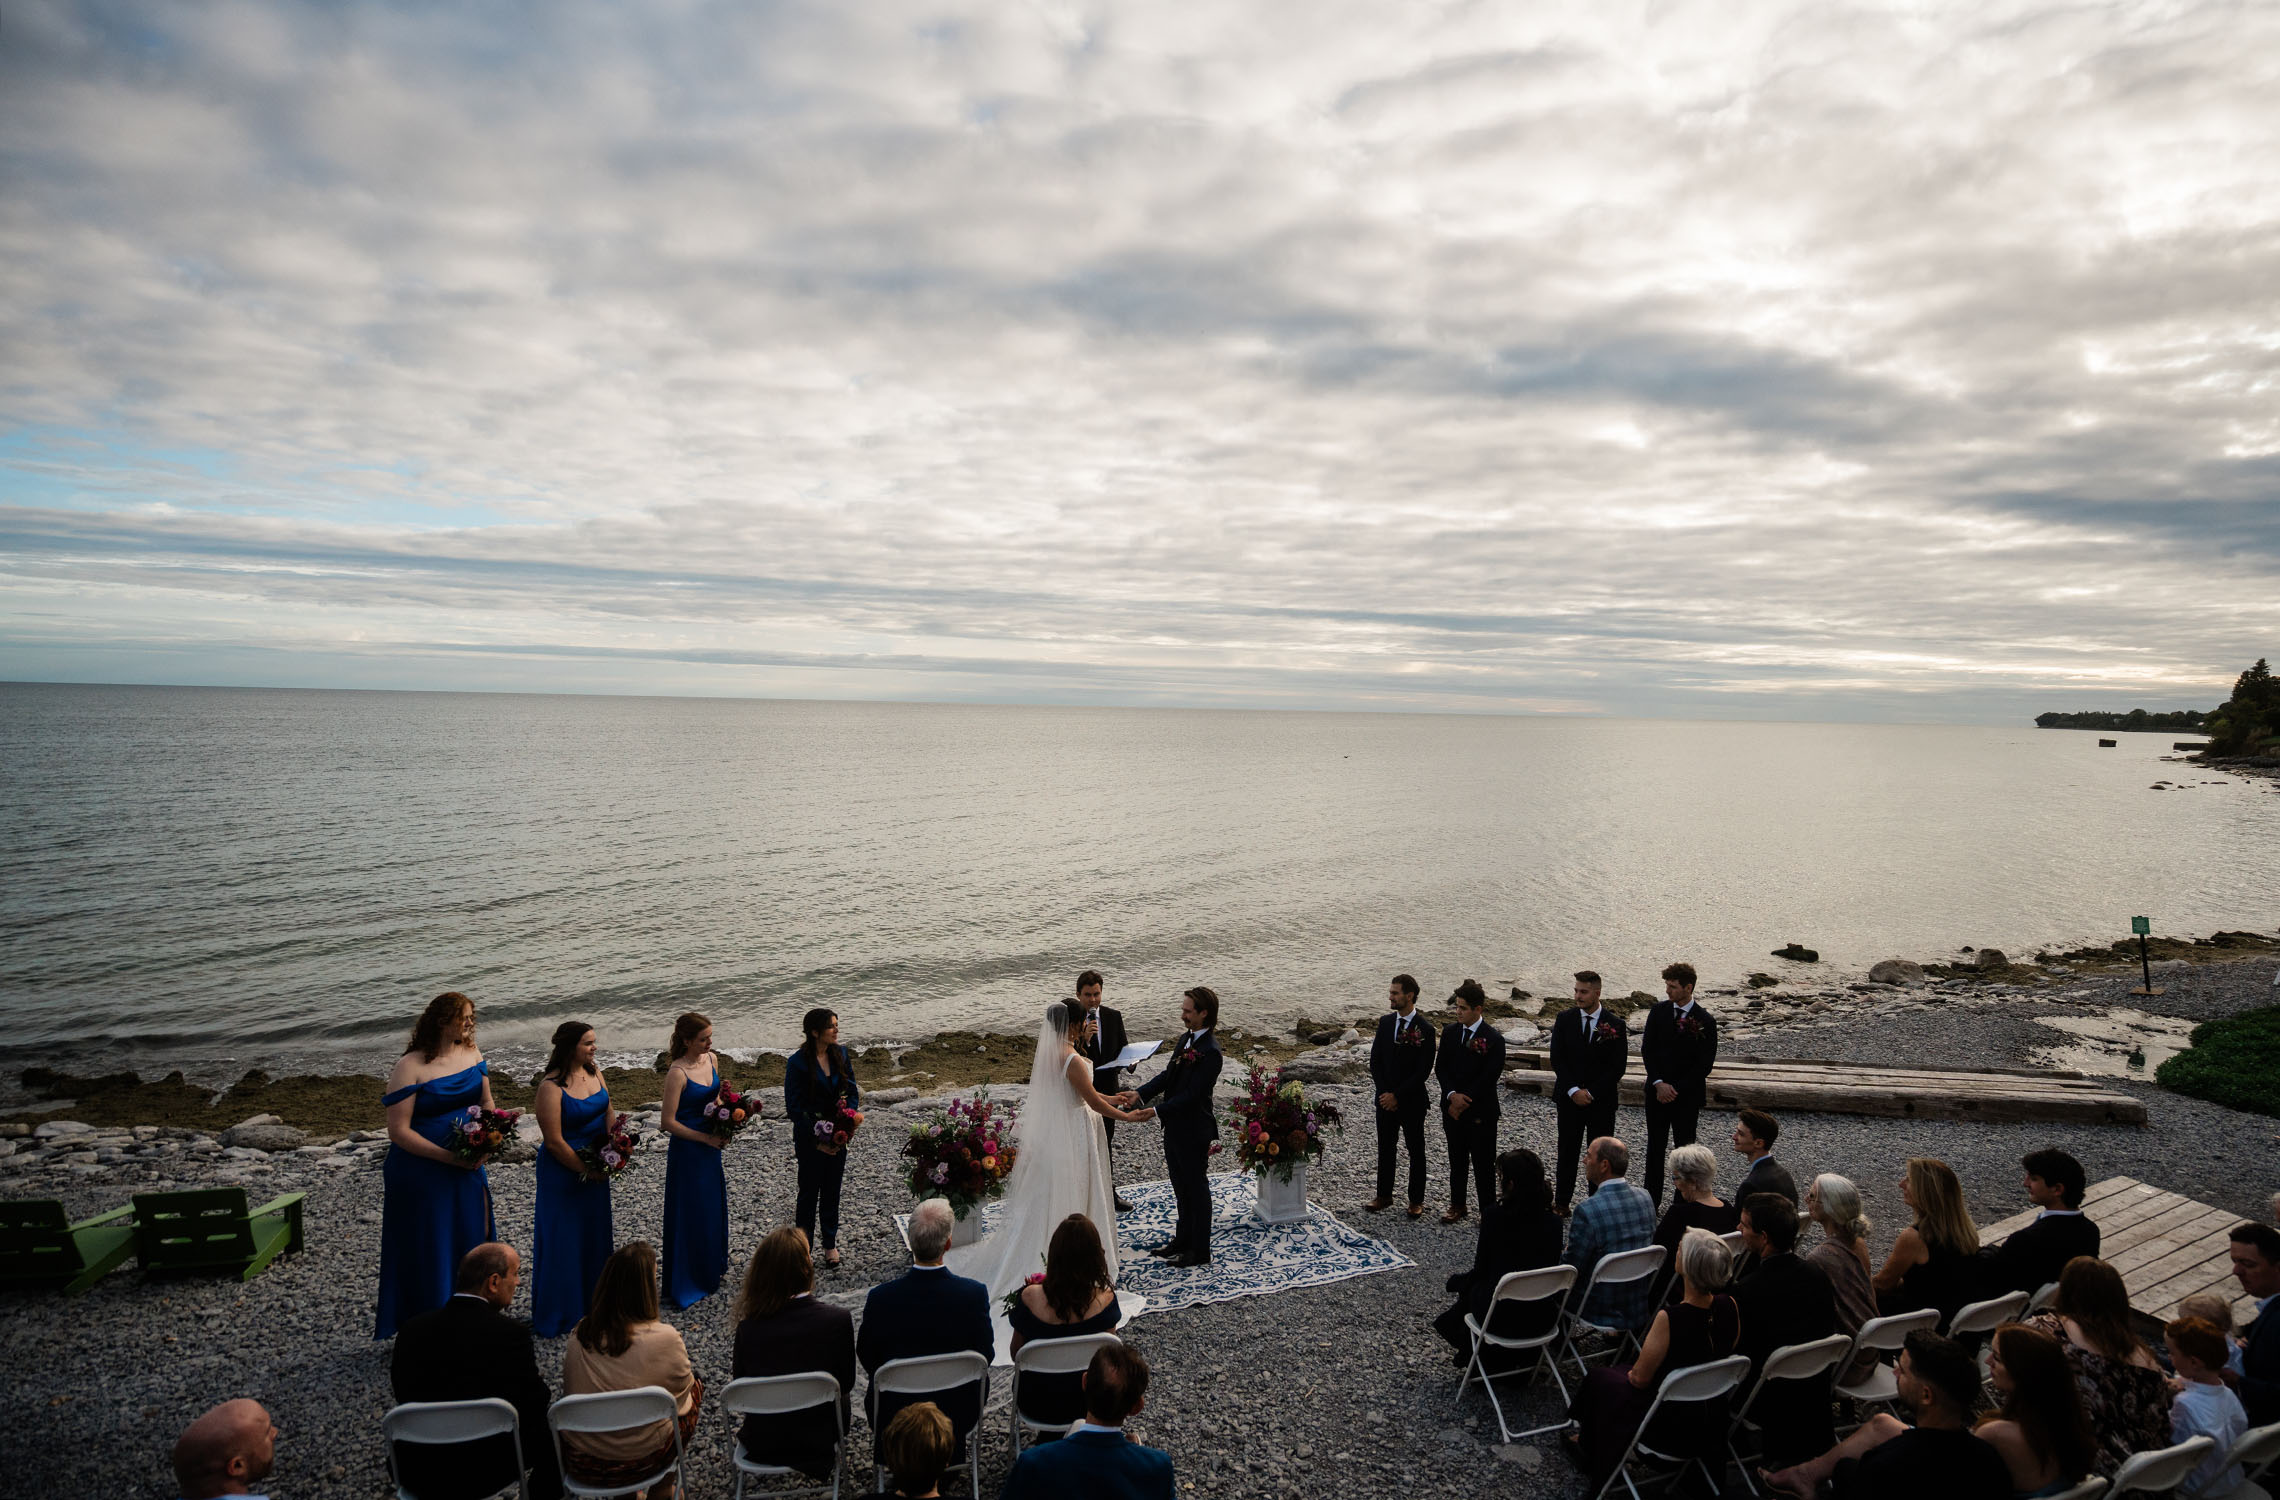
[374,1060,496,1340]
[662,1071,728,1309]
[532,1085,615,1337]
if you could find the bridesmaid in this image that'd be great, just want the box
[532,1020,615,1338]
[659,1012,729,1309]
[784,1007,860,1271]
[375,991,498,1340]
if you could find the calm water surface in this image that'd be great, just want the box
[3,684,2274,1078]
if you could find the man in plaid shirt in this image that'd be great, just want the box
[1564,1136,1658,1331]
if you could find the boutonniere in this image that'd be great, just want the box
[1677,1013,1703,1037]
[1397,1024,1426,1045]
[1594,1020,1621,1044]
[1181,1047,1199,1065]
[1469,1034,1492,1054]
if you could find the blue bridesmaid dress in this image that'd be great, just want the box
[661,1071,728,1308]
[532,1086,616,1338]
[374,1060,496,1340]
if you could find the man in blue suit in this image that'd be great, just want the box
[999,1343,1175,1500]
[857,1198,994,1448]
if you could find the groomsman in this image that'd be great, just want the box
[1077,969,1135,1213]
[1549,970,1627,1213]
[1363,974,1436,1219]
[1435,979,1506,1223]
[1639,961,1718,1205]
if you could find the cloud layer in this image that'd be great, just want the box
[3,0,2276,717]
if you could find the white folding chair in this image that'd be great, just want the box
[2214,1419,2280,1499]
[1725,1334,1853,1494]
[1718,1231,1748,1255]
[2106,1435,2217,1496]
[1008,1332,1122,1458]
[549,1387,684,1500]
[2026,1280,2061,1313]
[1589,1355,1752,1500]
[722,1372,845,1500]
[1831,1310,1940,1427]
[870,1351,990,1500]
[1455,1264,1578,1442]
[384,1397,528,1500]
[1563,1245,1669,1375]
[1945,1290,2029,1340]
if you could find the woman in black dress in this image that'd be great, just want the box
[1434,1148,1567,1367]
[1005,1213,1122,1426]
[1569,1226,1742,1482]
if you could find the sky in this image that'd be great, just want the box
[2,0,2276,722]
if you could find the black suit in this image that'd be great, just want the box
[1976,1210,2099,1296]
[1369,1011,1437,1207]
[733,1296,857,1478]
[1548,1006,1627,1209]
[1732,1252,1839,1465]
[1136,1029,1223,1260]
[1435,1019,1505,1213]
[2242,1301,2279,1427]
[1639,1000,1718,1204]
[388,1294,561,1500]
[856,1266,994,1444]
[1082,1004,1130,1164]
[1736,1155,1801,1212]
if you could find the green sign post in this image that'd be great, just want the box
[2130,916,2161,996]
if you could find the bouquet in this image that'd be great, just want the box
[999,1269,1045,1319]
[901,1089,1018,1217]
[702,1085,759,1142]
[811,1098,865,1155]
[1225,1065,1341,1182]
[577,1112,643,1179]
[448,1105,522,1163]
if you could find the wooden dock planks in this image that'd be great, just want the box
[1982,1176,2258,1326]
[1498,1050,2149,1125]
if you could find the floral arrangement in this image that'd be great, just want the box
[1225,1066,1341,1181]
[901,1089,1018,1216]
[702,1085,759,1142]
[812,1098,865,1155]
[447,1105,522,1162]
[577,1112,643,1179]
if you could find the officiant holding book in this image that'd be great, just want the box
[1077,969,1136,1213]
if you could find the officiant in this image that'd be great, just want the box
[1077,969,1135,1214]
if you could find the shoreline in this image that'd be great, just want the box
[8,927,2273,1143]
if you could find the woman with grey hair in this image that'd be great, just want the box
[1567,1227,1741,1482]
[1805,1173,1879,1383]
[1652,1142,1739,1301]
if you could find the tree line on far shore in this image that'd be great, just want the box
[2033,654,2277,757]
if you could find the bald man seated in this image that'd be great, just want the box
[172,1399,276,1500]
[390,1242,562,1500]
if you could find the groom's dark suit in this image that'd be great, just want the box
[1084,1003,1131,1160]
[1137,1029,1223,1262]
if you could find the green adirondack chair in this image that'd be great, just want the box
[0,1199,138,1295]
[132,1188,306,1281]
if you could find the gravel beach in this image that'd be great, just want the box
[4,955,2275,1499]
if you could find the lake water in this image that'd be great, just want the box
[2,682,2274,1079]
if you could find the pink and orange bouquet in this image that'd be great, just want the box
[577,1112,643,1179]
[448,1105,522,1163]
[999,1269,1046,1318]
[702,1085,759,1142]
[813,1098,865,1154]
[1225,1066,1340,1182]
[902,1089,1018,1217]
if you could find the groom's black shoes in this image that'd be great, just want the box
[1145,1241,1181,1257]
[1114,1194,1135,1213]
[1170,1252,1210,1268]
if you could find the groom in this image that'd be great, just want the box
[1122,986,1223,1268]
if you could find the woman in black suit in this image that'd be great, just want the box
[784,1008,860,1269]
[1434,1147,1567,1368]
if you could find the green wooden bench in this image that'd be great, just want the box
[132,1188,306,1281]
[0,1199,139,1295]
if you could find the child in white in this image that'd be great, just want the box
[2165,1315,2248,1498]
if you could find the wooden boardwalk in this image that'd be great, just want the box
[1982,1176,2257,1326]
[1498,1050,2148,1125]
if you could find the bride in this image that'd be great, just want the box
[946,1000,1156,1299]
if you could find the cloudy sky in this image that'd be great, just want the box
[3,0,2275,721]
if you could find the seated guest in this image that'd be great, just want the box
[2174,1292,2243,1385]
[858,1197,993,1448]
[1564,1137,1659,1334]
[1007,1214,1123,1427]
[1653,1143,1740,1297]
[1567,1227,1741,1483]
[999,1343,1176,1500]
[389,1241,563,1500]
[732,1227,856,1482]
[1731,1108,1798,1208]
[853,1402,957,1500]
[1733,1190,1839,1466]
[1434,1147,1567,1369]
[2232,1221,2280,1424]
[2165,1316,2249,1499]
[172,1399,278,1500]
[2019,1256,2170,1475]
[1804,1175,1880,1385]
[1873,1157,1978,1327]
[1976,1323,2096,1497]
[560,1241,703,1500]
[1977,1149,2100,1297]
[1759,1330,2012,1499]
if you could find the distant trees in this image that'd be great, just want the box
[2034,708,2207,731]
[2205,658,2279,757]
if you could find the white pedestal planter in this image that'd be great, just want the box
[1255,1163,1308,1224]
[953,1201,985,1247]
